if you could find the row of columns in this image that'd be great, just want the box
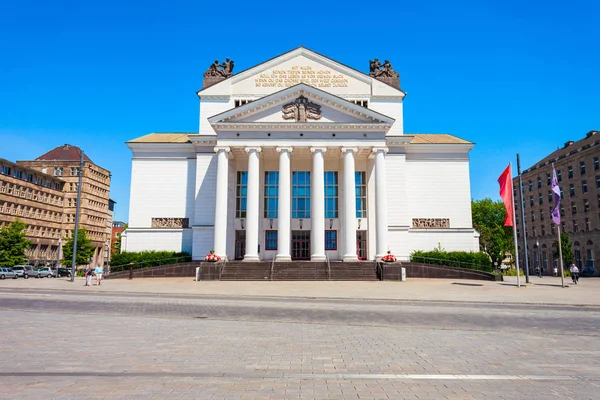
[213,146,388,261]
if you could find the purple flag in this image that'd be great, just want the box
[551,166,561,224]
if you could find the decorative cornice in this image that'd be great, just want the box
[310,147,327,153]
[245,146,262,153]
[341,147,358,154]
[211,122,391,131]
[276,146,293,153]
[213,146,231,153]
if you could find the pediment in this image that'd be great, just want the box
[208,84,394,129]
[198,47,405,98]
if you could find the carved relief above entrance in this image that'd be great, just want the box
[412,218,450,229]
[282,95,322,122]
[151,218,189,229]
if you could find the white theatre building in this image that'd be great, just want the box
[123,47,479,262]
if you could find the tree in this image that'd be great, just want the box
[0,219,31,267]
[61,228,95,267]
[553,232,573,268]
[471,199,514,268]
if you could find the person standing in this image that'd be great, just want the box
[553,266,558,277]
[84,266,93,286]
[94,265,103,286]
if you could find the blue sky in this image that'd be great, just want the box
[1,0,598,222]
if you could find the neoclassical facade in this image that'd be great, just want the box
[123,47,479,261]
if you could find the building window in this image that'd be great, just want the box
[571,202,577,214]
[542,225,546,236]
[568,166,573,179]
[264,171,279,218]
[355,171,367,218]
[292,171,310,218]
[325,230,337,250]
[580,161,586,175]
[236,171,248,218]
[595,157,599,171]
[547,173,551,185]
[516,217,519,225]
[528,180,533,192]
[530,196,534,206]
[570,184,575,196]
[586,218,591,231]
[324,171,338,218]
[582,180,588,194]
[234,99,252,108]
[548,190,553,201]
[597,176,600,189]
[265,230,277,250]
[538,194,543,204]
[584,199,590,212]
[573,220,579,232]
[537,177,542,188]
[531,210,535,222]
[54,167,63,176]
[540,210,545,220]
[557,169,562,182]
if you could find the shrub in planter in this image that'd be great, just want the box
[411,249,492,272]
[110,251,191,272]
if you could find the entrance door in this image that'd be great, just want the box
[292,231,310,260]
[356,231,367,260]
[235,230,246,260]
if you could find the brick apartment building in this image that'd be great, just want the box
[14,144,113,267]
[514,130,600,275]
[0,159,66,265]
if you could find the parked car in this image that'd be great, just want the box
[11,265,37,279]
[35,267,54,278]
[53,268,72,278]
[0,267,16,279]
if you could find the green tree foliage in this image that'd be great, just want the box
[471,198,514,267]
[61,229,95,266]
[411,249,492,271]
[0,219,31,267]
[553,232,573,268]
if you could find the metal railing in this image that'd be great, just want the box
[110,256,192,273]
[219,256,228,280]
[270,257,275,281]
[409,255,492,272]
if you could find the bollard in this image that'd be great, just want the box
[195,266,201,281]
[129,262,134,280]
[401,267,406,282]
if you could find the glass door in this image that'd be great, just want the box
[356,231,367,260]
[234,230,246,260]
[291,231,310,260]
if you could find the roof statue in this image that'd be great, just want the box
[369,58,400,89]
[202,58,235,89]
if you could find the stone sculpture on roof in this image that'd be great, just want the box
[369,58,400,89]
[202,58,235,89]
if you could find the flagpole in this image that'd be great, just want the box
[557,225,565,288]
[510,163,521,288]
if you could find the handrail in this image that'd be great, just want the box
[326,253,331,281]
[409,255,492,272]
[270,257,275,281]
[219,256,228,280]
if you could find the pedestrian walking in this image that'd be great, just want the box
[553,267,558,277]
[94,265,104,286]
[569,263,579,284]
[535,266,541,278]
[84,266,93,286]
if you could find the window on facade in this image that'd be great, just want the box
[54,167,63,176]
[1,166,10,175]
[568,166,573,179]
[528,180,533,191]
[560,205,565,217]
[542,225,546,236]
[236,171,248,218]
[234,99,251,108]
[540,210,545,220]
[557,170,562,182]
[573,220,579,232]
[265,230,277,250]
[560,189,564,199]
[571,202,577,214]
[547,173,551,185]
[355,171,367,218]
[537,177,542,188]
[325,230,337,250]
[292,171,310,218]
[324,171,338,218]
[580,161,586,175]
[595,157,599,171]
[531,210,535,222]
[530,196,534,206]
[597,176,600,189]
[538,194,543,204]
[584,199,590,212]
[586,218,591,231]
[582,180,588,194]
[570,184,575,196]
[551,225,555,234]
[516,217,519,225]
[264,171,279,218]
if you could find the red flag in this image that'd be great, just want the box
[498,164,514,226]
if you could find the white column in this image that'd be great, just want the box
[310,147,327,261]
[373,147,389,258]
[342,147,359,262]
[213,146,230,258]
[275,146,293,262]
[244,146,262,261]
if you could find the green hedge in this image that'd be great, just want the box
[110,251,191,272]
[411,250,492,272]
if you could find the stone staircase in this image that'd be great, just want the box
[219,260,378,281]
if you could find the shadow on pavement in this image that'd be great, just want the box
[451,282,484,287]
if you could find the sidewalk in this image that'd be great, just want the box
[1,275,598,306]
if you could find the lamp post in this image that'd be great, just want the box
[70,149,84,282]
[536,239,541,276]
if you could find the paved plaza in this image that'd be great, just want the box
[0,277,599,399]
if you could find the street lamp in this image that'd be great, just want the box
[70,149,84,282]
[536,239,541,275]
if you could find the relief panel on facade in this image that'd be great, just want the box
[151,218,189,229]
[412,218,450,229]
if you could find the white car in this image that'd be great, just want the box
[11,265,37,279]
[35,267,54,278]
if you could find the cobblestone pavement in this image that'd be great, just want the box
[1,289,600,399]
